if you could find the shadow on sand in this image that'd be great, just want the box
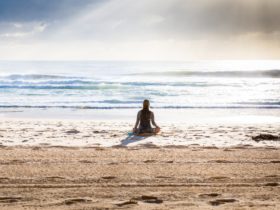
[120,133,154,146]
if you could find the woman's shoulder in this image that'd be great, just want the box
[139,109,153,113]
[138,109,152,114]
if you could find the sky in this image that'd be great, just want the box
[0,0,280,61]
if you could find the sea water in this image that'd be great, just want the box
[0,60,280,111]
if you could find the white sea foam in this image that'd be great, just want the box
[0,60,279,109]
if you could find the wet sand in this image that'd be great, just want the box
[0,146,279,210]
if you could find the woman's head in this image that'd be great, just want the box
[143,99,150,110]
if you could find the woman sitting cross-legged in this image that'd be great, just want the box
[133,99,160,136]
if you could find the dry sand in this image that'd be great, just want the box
[0,119,279,147]
[0,146,279,210]
[0,119,279,209]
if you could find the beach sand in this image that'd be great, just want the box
[0,119,279,147]
[0,147,279,210]
[0,119,279,209]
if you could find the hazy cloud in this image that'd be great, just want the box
[49,0,280,41]
[0,21,48,39]
[0,0,279,60]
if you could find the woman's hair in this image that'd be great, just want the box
[141,99,151,122]
[143,99,150,110]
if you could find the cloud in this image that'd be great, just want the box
[1,0,280,41]
[50,0,280,42]
[0,22,48,39]
[0,0,279,60]
[0,0,103,40]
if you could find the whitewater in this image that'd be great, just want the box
[0,60,279,109]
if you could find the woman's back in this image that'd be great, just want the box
[139,109,152,128]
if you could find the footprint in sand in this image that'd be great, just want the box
[108,162,119,165]
[207,176,230,181]
[79,160,94,164]
[155,176,172,179]
[209,198,237,206]
[82,135,91,138]
[65,129,80,134]
[9,159,26,164]
[0,196,23,203]
[133,195,163,204]
[223,148,233,151]
[199,193,220,198]
[116,200,138,207]
[101,176,117,180]
[264,182,279,186]
[270,160,280,163]
[94,147,105,151]
[210,160,232,163]
[63,198,92,205]
[203,146,218,149]
[144,160,156,163]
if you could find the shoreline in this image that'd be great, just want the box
[1,107,280,123]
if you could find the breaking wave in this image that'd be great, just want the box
[130,69,280,78]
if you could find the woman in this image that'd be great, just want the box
[133,99,160,135]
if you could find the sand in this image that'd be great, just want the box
[0,119,280,147]
[0,147,279,209]
[0,119,279,209]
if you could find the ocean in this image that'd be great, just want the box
[0,60,279,110]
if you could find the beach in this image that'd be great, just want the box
[1,109,280,148]
[0,60,280,209]
[0,113,280,209]
[1,0,280,207]
[0,145,279,209]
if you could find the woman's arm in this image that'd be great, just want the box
[134,111,141,129]
[151,112,159,128]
